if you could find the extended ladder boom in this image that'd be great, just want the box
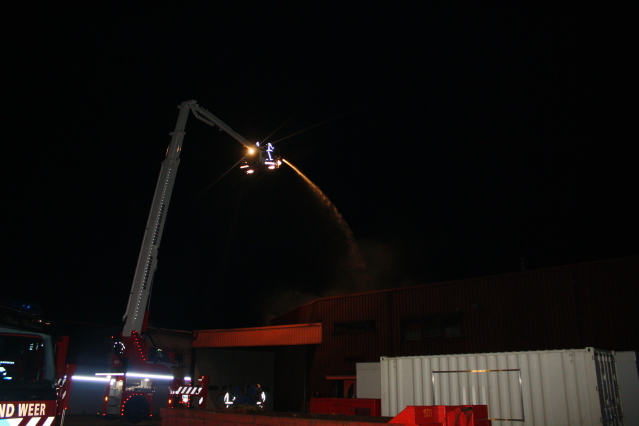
[122,100,252,336]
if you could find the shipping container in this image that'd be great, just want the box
[380,348,624,426]
[615,351,639,426]
[357,362,382,399]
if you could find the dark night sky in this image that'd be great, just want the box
[4,3,638,332]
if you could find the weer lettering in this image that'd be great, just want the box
[1,403,48,418]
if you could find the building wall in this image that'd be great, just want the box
[195,347,275,411]
[270,256,639,401]
[145,327,194,378]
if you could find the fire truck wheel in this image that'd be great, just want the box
[123,395,150,424]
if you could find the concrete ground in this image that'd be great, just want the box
[62,415,162,425]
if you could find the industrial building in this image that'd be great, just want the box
[192,255,639,412]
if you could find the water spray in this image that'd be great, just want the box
[282,159,370,285]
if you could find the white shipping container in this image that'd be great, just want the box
[381,348,624,426]
[615,352,639,426]
[356,362,382,399]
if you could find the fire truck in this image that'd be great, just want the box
[102,101,278,423]
[0,297,75,426]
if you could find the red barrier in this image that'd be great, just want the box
[310,398,382,416]
[388,406,490,426]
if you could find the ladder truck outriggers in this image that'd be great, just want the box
[101,100,280,423]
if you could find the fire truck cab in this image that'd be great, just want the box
[0,298,74,425]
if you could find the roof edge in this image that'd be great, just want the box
[270,255,639,321]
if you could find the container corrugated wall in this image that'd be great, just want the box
[381,348,623,426]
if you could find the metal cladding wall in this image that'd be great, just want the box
[273,291,393,400]
[380,348,623,426]
[270,256,639,403]
[193,323,322,347]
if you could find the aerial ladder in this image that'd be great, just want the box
[102,100,279,423]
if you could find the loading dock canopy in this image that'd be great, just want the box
[193,323,322,347]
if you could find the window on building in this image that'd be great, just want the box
[333,320,377,334]
[401,312,462,340]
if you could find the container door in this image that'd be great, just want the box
[594,350,624,425]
